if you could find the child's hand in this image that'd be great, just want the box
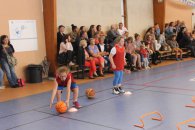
[112,64,116,69]
[124,61,127,66]
[65,100,69,108]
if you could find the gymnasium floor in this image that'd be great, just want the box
[1,60,195,130]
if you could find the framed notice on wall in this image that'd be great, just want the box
[9,20,38,52]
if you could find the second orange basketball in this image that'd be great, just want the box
[85,88,96,99]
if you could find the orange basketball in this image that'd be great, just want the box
[55,101,67,113]
[85,88,96,99]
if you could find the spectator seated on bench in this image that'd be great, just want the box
[58,34,74,66]
[144,34,160,65]
[107,24,120,48]
[97,36,110,71]
[96,25,105,37]
[167,34,183,61]
[88,38,104,77]
[87,25,96,39]
[77,40,97,79]
[157,33,172,52]
[134,33,143,53]
[125,37,142,71]
[94,32,100,45]
[70,24,78,55]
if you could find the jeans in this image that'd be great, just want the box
[143,58,149,68]
[125,53,132,67]
[0,68,3,86]
[113,70,123,86]
[66,50,74,64]
[1,59,18,86]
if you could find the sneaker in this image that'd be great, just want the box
[176,58,180,61]
[118,87,125,93]
[112,87,120,95]
[73,101,81,109]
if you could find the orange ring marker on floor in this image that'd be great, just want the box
[134,111,163,128]
[176,118,195,130]
[186,96,195,108]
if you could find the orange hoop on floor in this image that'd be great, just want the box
[134,111,163,128]
[176,118,195,130]
[186,96,195,108]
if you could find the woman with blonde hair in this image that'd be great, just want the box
[88,38,104,76]
[77,40,97,79]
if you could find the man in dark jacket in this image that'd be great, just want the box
[57,25,66,54]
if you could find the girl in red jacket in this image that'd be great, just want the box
[109,36,131,95]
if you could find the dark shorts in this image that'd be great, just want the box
[57,83,78,90]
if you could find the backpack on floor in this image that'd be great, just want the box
[17,78,25,87]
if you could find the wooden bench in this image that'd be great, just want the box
[70,65,89,79]
[159,48,191,61]
[159,51,172,62]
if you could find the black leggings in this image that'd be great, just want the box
[125,53,132,67]
[58,51,74,65]
[66,50,74,63]
[152,51,160,63]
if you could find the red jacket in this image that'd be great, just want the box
[140,48,148,58]
[113,45,125,71]
[56,73,75,87]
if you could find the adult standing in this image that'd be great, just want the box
[57,25,66,55]
[0,35,18,88]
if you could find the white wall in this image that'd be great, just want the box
[57,0,154,37]
[127,0,154,37]
[57,0,122,33]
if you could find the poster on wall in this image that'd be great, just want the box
[9,20,38,52]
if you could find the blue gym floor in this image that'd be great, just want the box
[1,60,195,130]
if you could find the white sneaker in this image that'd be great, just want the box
[0,86,5,89]
[112,87,120,95]
[118,87,125,93]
